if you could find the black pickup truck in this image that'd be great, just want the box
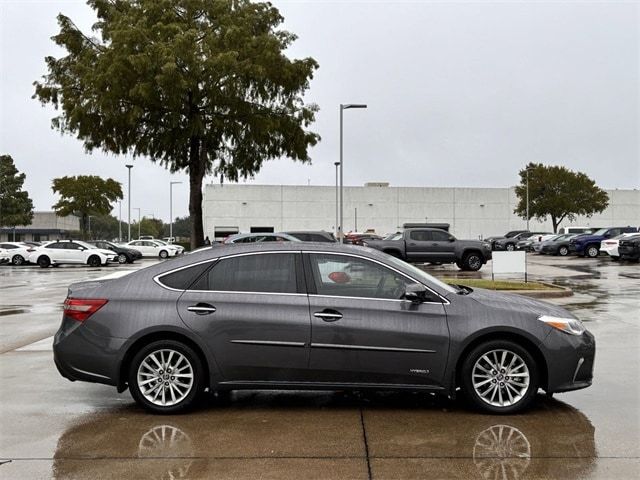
[363,228,492,271]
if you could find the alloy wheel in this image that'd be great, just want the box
[137,349,194,407]
[558,246,568,256]
[472,349,530,408]
[506,244,515,251]
[12,255,25,265]
[118,253,128,264]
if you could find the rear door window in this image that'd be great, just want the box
[409,230,432,242]
[197,253,299,294]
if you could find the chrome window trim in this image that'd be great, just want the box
[310,343,436,354]
[153,248,450,304]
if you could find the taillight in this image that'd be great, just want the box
[63,298,108,323]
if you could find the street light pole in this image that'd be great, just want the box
[339,103,367,243]
[334,162,339,237]
[118,201,122,242]
[170,181,182,242]
[526,168,530,231]
[125,164,133,241]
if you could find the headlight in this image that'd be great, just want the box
[538,315,585,336]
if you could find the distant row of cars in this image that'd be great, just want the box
[0,238,185,268]
[487,226,640,261]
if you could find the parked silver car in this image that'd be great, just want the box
[54,243,595,414]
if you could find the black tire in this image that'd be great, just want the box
[585,244,599,258]
[117,253,128,264]
[159,250,169,259]
[461,340,539,414]
[128,340,204,414]
[12,255,25,266]
[557,246,569,256]
[37,255,51,268]
[87,255,102,267]
[505,243,515,252]
[461,252,484,271]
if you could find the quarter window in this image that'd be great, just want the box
[308,254,417,300]
[159,262,213,290]
[198,253,298,294]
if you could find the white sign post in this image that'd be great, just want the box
[492,251,527,282]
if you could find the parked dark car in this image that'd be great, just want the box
[492,232,549,252]
[364,228,492,271]
[284,231,337,242]
[538,234,577,256]
[569,227,639,258]
[618,236,640,261]
[88,240,143,264]
[53,243,594,414]
[485,230,529,249]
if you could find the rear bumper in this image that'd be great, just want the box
[53,317,126,387]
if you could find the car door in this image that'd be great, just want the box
[305,252,449,388]
[65,242,85,263]
[405,230,434,262]
[428,230,457,262]
[176,251,311,383]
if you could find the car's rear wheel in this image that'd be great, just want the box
[87,255,102,267]
[159,250,169,259]
[12,255,25,265]
[128,340,203,414]
[585,245,599,258]
[557,246,569,256]
[37,255,50,268]
[461,340,539,414]
[117,253,128,264]
[461,252,483,271]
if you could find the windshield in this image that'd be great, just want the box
[591,228,608,236]
[75,241,97,249]
[383,254,458,294]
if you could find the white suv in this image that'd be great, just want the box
[28,240,117,268]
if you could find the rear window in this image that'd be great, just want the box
[196,253,298,293]
[158,262,212,290]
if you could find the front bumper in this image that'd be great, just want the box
[543,329,595,393]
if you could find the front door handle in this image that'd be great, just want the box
[187,303,217,315]
[314,309,343,322]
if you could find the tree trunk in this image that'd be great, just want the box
[551,216,558,233]
[188,136,205,250]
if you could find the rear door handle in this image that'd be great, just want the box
[314,309,343,322]
[187,303,217,315]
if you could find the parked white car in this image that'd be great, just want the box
[0,248,10,264]
[601,233,640,260]
[0,241,37,265]
[122,240,179,259]
[28,240,117,268]
[154,239,184,255]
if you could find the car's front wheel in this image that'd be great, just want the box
[461,340,539,414]
[505,243,515,252]
[117,253,128,264]
[461,252,483,271]
[87,255,102,267]
[12,254,25,266]
[557,246,569,256]
[585,245,599,258]
[128,340,203,414]
[159,250,169,259]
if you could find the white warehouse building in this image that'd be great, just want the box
[202,183,639,240]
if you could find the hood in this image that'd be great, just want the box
[466,287,574,319]
[95,249,115,256]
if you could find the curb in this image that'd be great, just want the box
[503,282,573,298]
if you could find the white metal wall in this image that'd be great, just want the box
[203,184,639,239]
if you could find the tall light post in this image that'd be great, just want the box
[333,162,340,236]
[170,181,182,242]
[339,103,367,243]
[133,207,141,239]
[125,164,133,241]
[118,201,122,242]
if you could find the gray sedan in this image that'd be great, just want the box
[53,243,595,414]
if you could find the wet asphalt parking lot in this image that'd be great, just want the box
[0,255,638,479]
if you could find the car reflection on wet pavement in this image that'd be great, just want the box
[0,255,638,479]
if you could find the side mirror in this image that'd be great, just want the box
[448,236,455,242]
[404,283,427,303]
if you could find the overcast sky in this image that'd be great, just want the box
[1,0,638,221]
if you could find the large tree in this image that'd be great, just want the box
[34,0,319,249]
[514,163,609,233]
[52,175,123,238]
[0,154,34,228]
